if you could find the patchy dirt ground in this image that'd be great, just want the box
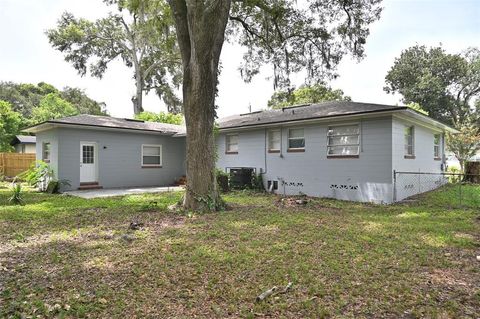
[1,186,479,318]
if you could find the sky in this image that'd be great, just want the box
[0,0,479,118]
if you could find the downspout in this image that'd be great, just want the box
[262,128,268,175]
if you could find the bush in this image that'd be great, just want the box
[46,179,71,194]
[252,172,265,192]
[19,160,53,187]
[216,169,229,193]
[8,183,24,205]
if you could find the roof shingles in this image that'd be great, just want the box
[218,101,405,129]
[48,114,186,135]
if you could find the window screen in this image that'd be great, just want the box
[288,128,305,149]
[142,145,162,166]
[327,125,360,156]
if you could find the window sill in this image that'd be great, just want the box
[327,155,359,159]
[434,157,442,161]
[287,148,305,153]
[404,155,416,159]
[142,165,162,168]
[43,159,50,163]
[268,150,280,153]
[225,151,238,155]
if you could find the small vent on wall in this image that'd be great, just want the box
[330,184,358,190]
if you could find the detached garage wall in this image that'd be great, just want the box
[40,127,186,191]
[217,116,394,203]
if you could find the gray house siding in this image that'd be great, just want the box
[217,117,394,203]
[36,127,186,191]
[35,128,59,178]
[392,117,445,201]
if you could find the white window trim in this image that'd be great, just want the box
[287,128,305,150]
[268,129,281,152]
[434,134,441,159]
[42,142,51,162]
[404,125,415,157]
[226,134,239,153]
[141,144,163,167]
[326,123,360,157]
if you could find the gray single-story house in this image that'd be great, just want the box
[10,135,36,153]
[215,101,456,203]
[24,115,186,190]
[24,101,456,203]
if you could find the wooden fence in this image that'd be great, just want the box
[0,153,36,177]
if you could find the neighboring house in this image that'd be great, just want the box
[24,102,456,204]
[446,151,480,170]
[24,115,186,190]
[216,101,456,204]
[10,135,36,153]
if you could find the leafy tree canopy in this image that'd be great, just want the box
[134,111,183,125]
[406,102,429,116]
[0,81,107,118]
[30,93,79,125]
[0,101,23,152]
[385,45,480,127]
[268,83,351,109]
[47,0,182,114]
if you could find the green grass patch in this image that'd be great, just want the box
[0,183,479,318]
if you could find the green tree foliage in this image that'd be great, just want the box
[30,93,79,124]
[406,102,429,116]
[135,111,183,125]
[0,82,107,118]
[385,45,480,127]
[268,84,351,109]
[168,0,383,210]
[0,101,23,152]
[46,0,182,114]
[60,87,107,115]
[446,123,480,172]
[385,45,480,171]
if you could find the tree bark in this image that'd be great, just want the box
[169,0,231,210]
[132,69,144,115]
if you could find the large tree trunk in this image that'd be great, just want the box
[169,0,231,211]
[132,73,144,115]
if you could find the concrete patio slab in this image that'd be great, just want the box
[64,186,184,199]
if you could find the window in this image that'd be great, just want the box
[327,124,360,157]
[434,134,441,159]
[142,144,162,167]
[42,142,51,162]
[288,128,305,151]
[404,126,415,157]
[226,134,238,153]
[268,129,281,152]
[82,145,95,164]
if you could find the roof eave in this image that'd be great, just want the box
[22,121,182,136]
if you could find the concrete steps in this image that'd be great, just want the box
[78,182,103,190]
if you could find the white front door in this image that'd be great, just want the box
[80,142,97,183]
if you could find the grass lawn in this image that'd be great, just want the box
[0,183,479,318]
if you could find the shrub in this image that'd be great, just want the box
[8,183,24,205]
[46,179,71,194]
[252,172,265,192]
[19,160,53,187]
